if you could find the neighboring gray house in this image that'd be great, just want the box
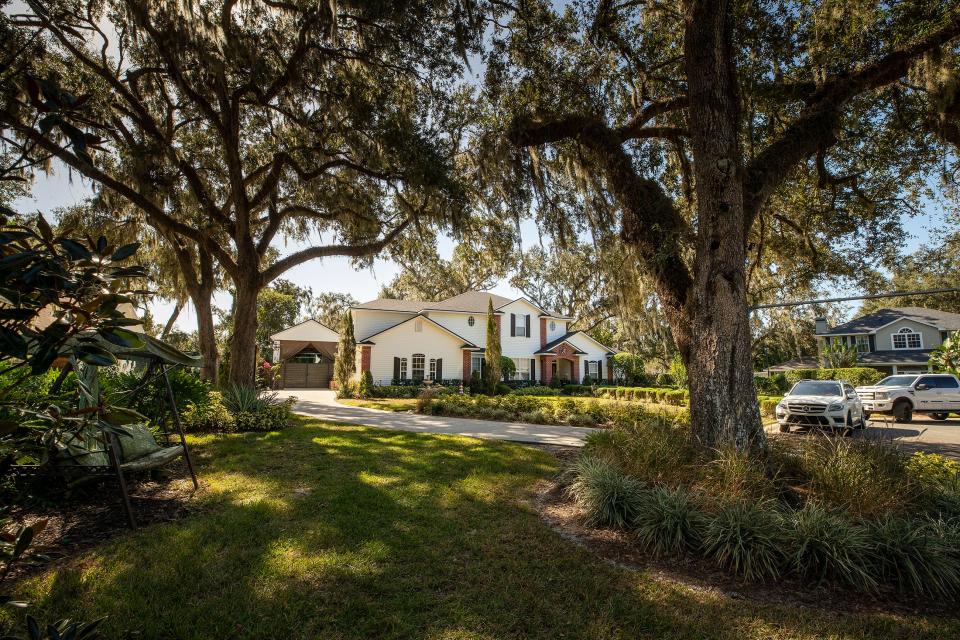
[770,307,960,375]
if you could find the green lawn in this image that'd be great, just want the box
[339,397,418,411]
[2,416,957,639]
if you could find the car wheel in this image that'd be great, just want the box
[778,423,790,433]
[893,400,913,423]
[863,411,872,422]
[857,412,868,429]
[930,412,949,421]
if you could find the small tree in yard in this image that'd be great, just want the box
[499,356,516,382]
[334,311,356,397]
[484,299,502,394]
[820,338,858,369]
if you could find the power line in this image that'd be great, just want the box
[749,286,960,311]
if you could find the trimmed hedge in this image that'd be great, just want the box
[595,386,781,417]
[422,394,687,428]
[783,367,885,388]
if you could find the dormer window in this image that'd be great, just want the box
[892,327,922,350]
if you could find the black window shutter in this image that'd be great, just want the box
[597,360,602,380]
[530,358,536,380]
[510,313,516,337]
[526,314,531,337]
[393,357,400,380]
[436,358,443,381]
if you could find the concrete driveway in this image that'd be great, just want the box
[276,389,596,447]
[765,416,960,458]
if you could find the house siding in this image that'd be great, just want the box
[545,319,568,343]
[423,310,488,346]
[365,320,465,385]
[354,309,416,341]
[567,333,610,381]
[499,299,542,357]
[875,319,943,351]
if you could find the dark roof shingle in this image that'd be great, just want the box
[825,307,960,335]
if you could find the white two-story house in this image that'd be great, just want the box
[351,290,615,386]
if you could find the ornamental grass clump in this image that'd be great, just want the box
[800,437,921,518]
[865,517,960,598]
[703,500,788,582]
[565,456,647,528]
[790,503,875,590]
[632,486,707,556]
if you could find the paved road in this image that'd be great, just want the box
[276,389,596,447]
[764,416,960,458]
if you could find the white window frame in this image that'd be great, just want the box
[855,335,870,353]
[399,357,407,380]
[512,357,530,381]
[429,358,437,381]
[891,327,922,350]
[412,353,425,380]
[588,360,599,378]
[471,353,484,374]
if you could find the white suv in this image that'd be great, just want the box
[855,374,960,423]
[775,380,866,434]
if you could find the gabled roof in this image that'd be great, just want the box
[357,313,477,348]
[535,331,615,356]
[269,318,340,341]
[824,307,960,335]
[352,290,569,318]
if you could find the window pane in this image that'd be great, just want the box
[400,358,407,379]
[412,354,425,379]
[429,359,437,381]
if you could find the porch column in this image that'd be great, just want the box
[542,355,554,384]
[462,350,472,380]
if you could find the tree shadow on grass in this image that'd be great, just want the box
[5,421,957,639]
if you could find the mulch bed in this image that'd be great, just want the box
[534,477,960,619]
[3,459,200,583]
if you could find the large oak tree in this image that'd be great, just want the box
[2,0,483,385]
[488,0,960,452]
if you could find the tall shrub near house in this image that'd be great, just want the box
[819,338,858,369]
[334,310,356,396]
[930,336,960,374]
[484,298,502,394]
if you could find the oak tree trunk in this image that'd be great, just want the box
[194,290,219,385]
[228,278,260,387]
[679,0,765,453]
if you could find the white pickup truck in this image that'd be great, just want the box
[855,374,960,423]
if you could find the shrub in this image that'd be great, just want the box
[416,388,440,413]
[790,503,874,590]
[222,383,277,414]
[562,384,594,397]
[784,367,884,388]
[102,366,210,426]
[701,447,774,502]
[568,413,597,427]
[906,452,960,516]
[182,391,235,433]
[371,385,418,398]
[357,371,374,399]
[755,373,788,395]
[703,500,787,582]
[565,456,647,528]
[510,385,560,396]
[655,373,674,387]
[495,383,511,396]
[233,398,295,432]
[632,486,706,556]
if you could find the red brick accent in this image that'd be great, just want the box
[545,342,581,382]
[360,345,371,374]
[539,317,547,348]
[541,355,554,384]
[462,350,472,380]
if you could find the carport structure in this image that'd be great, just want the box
[270,319,340,389]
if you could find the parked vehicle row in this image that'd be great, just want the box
[775,374,960,434]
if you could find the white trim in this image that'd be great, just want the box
[568,330,616,354]
[269,318,340,341]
